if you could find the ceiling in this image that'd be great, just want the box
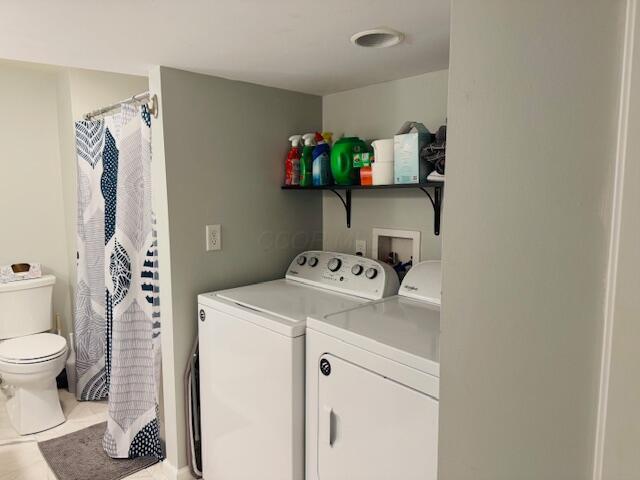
[0,0,450,95]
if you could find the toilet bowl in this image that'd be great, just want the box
[0,275,69,435]
[0,332,68,434]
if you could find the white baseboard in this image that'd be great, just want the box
[162,460,196,480]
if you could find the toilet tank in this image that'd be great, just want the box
[0,275,55,340]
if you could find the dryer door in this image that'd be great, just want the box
[317,354,438,480]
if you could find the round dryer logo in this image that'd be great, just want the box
[320,358,331,376]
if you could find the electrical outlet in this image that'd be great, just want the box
[206,224,221,251]
[355,239,367,256]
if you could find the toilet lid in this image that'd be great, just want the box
[0,333,67,364]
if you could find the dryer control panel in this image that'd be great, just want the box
[399,260,441,308]
[285,251,399,300]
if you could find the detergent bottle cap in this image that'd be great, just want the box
[288,135,303,147]
[302,133,316,146]
[322,132,333,145]
[314,132,325,145]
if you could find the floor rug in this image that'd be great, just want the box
[38,422,158,480]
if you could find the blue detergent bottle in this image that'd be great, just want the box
[312,132,332,186]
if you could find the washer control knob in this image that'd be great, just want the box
[327,258,342,272]
[365,267,378,279]
[351,264,363,276]
[296,255,307,266]
[308,257,319,267]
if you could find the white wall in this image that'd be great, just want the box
[0,61,71,333]
[440,1,625,478]
[56,68,148,336]
[601,1,640,477]
[322,70,448,260]
[0,60,148,339]
[150,66,323,471]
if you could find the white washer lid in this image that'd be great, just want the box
[0,333,66,363]
[307,296,440,378]
[211,279,368,333]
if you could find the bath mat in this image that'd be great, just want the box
[38,422,158,480]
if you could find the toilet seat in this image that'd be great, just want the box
[0,333,67,364]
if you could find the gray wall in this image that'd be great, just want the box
[440,1,624,479]
[602,1,640,477]
[150,66,322,470]
[322,70,448,260]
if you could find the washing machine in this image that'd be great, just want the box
[306,260,442,480]
[197,251,399,480]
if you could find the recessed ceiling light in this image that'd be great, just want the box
[350,28,405,48]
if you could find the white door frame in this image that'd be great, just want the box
[593,0,637,478]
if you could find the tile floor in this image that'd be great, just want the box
[0,388,165,479]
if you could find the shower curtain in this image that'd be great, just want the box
[74,103,162,459]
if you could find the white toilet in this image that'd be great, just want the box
[0,275,68,434]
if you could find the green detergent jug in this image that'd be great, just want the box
[330,137,367,185]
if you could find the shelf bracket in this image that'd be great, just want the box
[329,188,352,228]
[419,185,443,236]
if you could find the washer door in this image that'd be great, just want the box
[317,354,438,480]
[198,304,305,480]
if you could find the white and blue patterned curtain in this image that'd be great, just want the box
[74,103,162,459]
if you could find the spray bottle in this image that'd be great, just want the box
[285,135,303,185]
[300,133,316,187]
[312,132,332,186]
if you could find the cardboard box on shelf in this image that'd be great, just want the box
[394,121,431,184]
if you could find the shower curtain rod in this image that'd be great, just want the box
[83,91,158,121]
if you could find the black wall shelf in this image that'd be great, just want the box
[282,182,444,235]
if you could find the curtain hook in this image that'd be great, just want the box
[149,94,159,118]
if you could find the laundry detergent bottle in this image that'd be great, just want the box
[312,132,332,186]
[331,136,367,185]
[285,135,303,185]
[300,133,316,187]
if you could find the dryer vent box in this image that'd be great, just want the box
[372,228,420,268]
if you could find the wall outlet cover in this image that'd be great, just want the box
[206,224,221,251]
[355,239,367,256]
